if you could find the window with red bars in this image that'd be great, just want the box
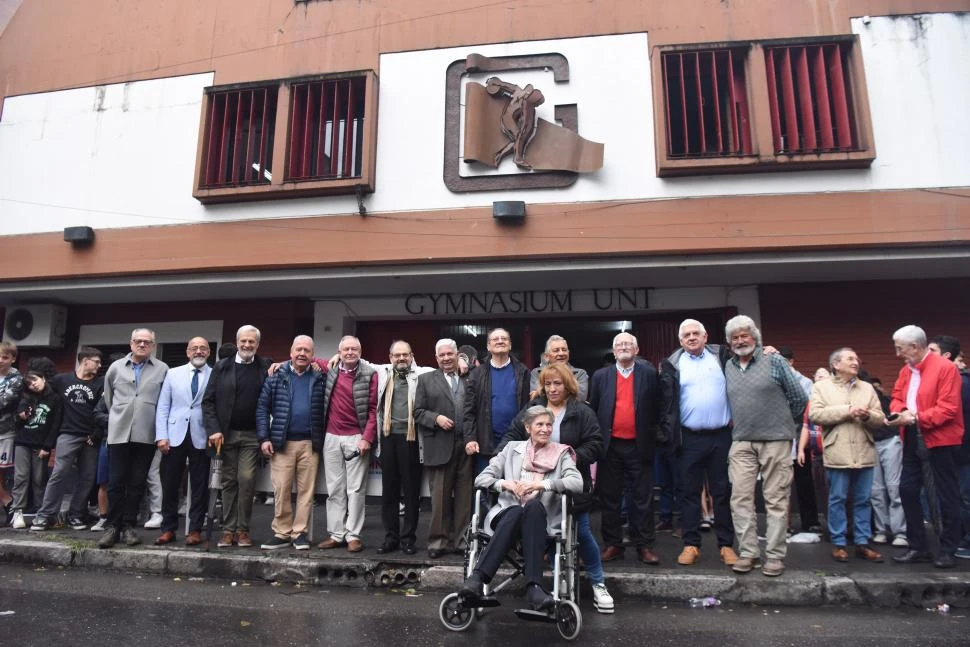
[288,76,366,181]
[662,48,753,158]
[200,86,278,188]
[765,42,858,154]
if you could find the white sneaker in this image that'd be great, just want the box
[871,533,888,544]
[892,536,909,548]
[591,583,615,614]
[11,511,25,529]
[90,518,107,532]
[264,496,275,506]
[144,512,164,529]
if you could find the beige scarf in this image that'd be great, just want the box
[518,440,575,505]
[382,369,416,441]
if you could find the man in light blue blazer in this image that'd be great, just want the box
[153,337,212,546]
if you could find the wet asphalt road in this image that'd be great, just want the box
[0,564,966,646]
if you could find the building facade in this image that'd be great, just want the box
[0,0,968,386]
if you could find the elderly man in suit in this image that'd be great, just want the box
[415,338,474,559]
[153,337,212,546]
[97,328,169,549]
[590,331,662,565]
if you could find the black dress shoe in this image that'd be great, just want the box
[934,553,957,569]
[427,548,445,559]
[525,583,555,611]
[460,572,484,601]
[892,549,932,564]
[401,542,417,555]
[376,540,399,554]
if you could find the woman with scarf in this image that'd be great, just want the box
[460,405,582,610]
[499,363,612,613]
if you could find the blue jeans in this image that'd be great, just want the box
[654,446,682,522]
[575,512,604,585]
[826,467,874,546]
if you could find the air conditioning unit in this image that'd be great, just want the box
[2,305,68,349]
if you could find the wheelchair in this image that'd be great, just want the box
[438,488,583,641]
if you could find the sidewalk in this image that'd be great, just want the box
[1,501,967,609]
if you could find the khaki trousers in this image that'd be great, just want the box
[269,440,319,539]
[729,440,793,560]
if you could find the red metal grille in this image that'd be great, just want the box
[288,76,367,180]
[765,42,858,154]
[662,48,752,158]
[200,86,277,188]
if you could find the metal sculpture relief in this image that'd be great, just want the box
[485,77,544,169]
[443,53,605,193]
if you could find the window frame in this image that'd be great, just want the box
[193,70,378,204]
[652,35,875,177]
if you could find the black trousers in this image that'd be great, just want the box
[899,430,962,554]
[792,457,821,531]
[680,428,734,548]
[380,434,422,545]
[599,438,655,548]
[474,500,547,586]
[160,441,210,534]
[107,441,156,529]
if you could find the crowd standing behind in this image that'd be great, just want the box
[1,320,967,606]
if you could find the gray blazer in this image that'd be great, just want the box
[104,354,169,445]
[414,369,465,468]
[475,440,582,536]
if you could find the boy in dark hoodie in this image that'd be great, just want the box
[10,358,62,529]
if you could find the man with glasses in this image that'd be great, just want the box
[31,346,104,532]
[97,329,169,548]
[590,332,662,565]
[463,328,530,476]
[318,336,378,553]
[152,338,212,546]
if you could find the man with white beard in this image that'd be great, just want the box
[153,338,212,546]
[723,315,807,577]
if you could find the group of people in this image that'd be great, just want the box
[0,316,967,613]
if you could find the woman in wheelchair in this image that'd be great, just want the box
[460,405,583,611]
[499,363,614,614]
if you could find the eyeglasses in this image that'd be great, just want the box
[131,339,155,346]
[614,342,635,349]
[187,346,209,352]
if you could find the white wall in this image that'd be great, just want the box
[1,14,968,237]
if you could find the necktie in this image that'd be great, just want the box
[191,368,200,398]
[449,373,458,394]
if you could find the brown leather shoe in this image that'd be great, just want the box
[347,539,363,553]
[217,531,234,548]
[235,531,253,547]
[600,546,624,562]
[719,546,739,566]
[318,537,347,550]
[855,545,884,562]
[677,546,700,565]
[185,531,202,546]
[154,531,176,545]
[637,547,660,565]
[831,546,850,562]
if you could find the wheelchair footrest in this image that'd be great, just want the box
[459,594,501,609]
[513,608,556,623]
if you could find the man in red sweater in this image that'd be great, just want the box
[888,325,965,569]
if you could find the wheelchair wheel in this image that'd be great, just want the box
[556,600,582,641]
[439,593,475,632]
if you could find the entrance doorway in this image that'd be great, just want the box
[355,307,734,376]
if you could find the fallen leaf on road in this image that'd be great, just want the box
[0,611,15,616]
[241,621,252,627]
